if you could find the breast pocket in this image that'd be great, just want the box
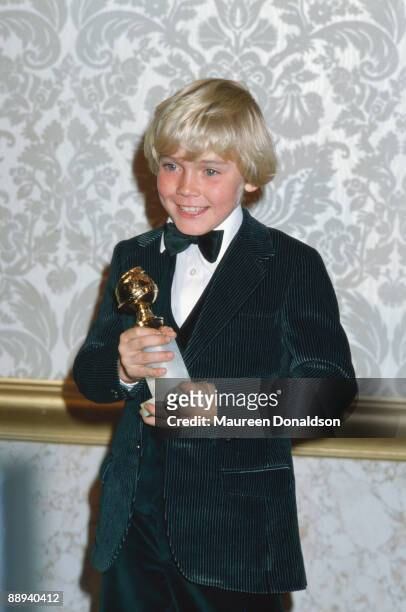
[220,464,292,499]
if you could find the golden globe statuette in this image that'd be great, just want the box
[115,267,189,404]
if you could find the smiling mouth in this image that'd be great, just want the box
[177,205,208,216]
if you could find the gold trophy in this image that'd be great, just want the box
[116,267,164,329]
[115,267,189,403]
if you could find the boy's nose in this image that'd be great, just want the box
[176,171,199,196]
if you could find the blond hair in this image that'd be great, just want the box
[143,78,277,187]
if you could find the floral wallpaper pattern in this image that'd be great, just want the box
[1,0,405,380]
[1,4,405,611]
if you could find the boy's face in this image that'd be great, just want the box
[157,147,258,235]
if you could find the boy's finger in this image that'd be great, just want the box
[141,366,167,378]
[140,401,156,416]
[136,335,175,350]
[120,328,159,344]
[139,401,156,426]
[160,326,177,335]
[121,327,176,349]
[137,350,174,365]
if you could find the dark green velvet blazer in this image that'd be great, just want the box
[73,208,355,593]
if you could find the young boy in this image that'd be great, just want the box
[73,79,355,611]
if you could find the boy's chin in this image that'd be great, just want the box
[175,222,216,236]
[176,224,214,236]
[172,214,216,235]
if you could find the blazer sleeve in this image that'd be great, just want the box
[281,246,355,379]
[279,246,357,423]
[72,242,147,404]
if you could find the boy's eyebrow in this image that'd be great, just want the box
[199,159,229,165]
[160,155,229,165]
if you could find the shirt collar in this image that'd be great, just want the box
[159,205,243,261]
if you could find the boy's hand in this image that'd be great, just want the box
[140,381,217,428]
[118,325,177,383]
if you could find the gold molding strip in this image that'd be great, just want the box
[292,438,406,461]
[0,377,123,446]
[0,378,405,460]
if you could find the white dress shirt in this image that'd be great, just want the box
[120,205,243,388]
[161,204,243,327]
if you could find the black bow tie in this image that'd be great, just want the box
[164,223,224,263]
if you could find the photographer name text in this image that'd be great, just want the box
[165,415,341,428]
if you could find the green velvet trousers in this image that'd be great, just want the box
[100,508,285,612]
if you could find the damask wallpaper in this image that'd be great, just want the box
[1,4,405,612]
[0,441,405,612]
[1,0,405,381]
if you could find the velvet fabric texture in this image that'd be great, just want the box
[73,208,355,593]
[100,509,285,612]
[163,222,224,262]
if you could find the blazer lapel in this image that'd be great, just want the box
[183,209,276,369]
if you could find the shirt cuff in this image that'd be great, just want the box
[119,378,140,390]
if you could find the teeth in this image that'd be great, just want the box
[179,206,204,213]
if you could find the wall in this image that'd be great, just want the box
[0,2,405,611]
[1,0,405,379]
[0,442,405,612]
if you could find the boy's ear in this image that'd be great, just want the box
[244,183,259,193]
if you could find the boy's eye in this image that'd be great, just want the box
[205,168,219,177]
[162,162,177,171]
